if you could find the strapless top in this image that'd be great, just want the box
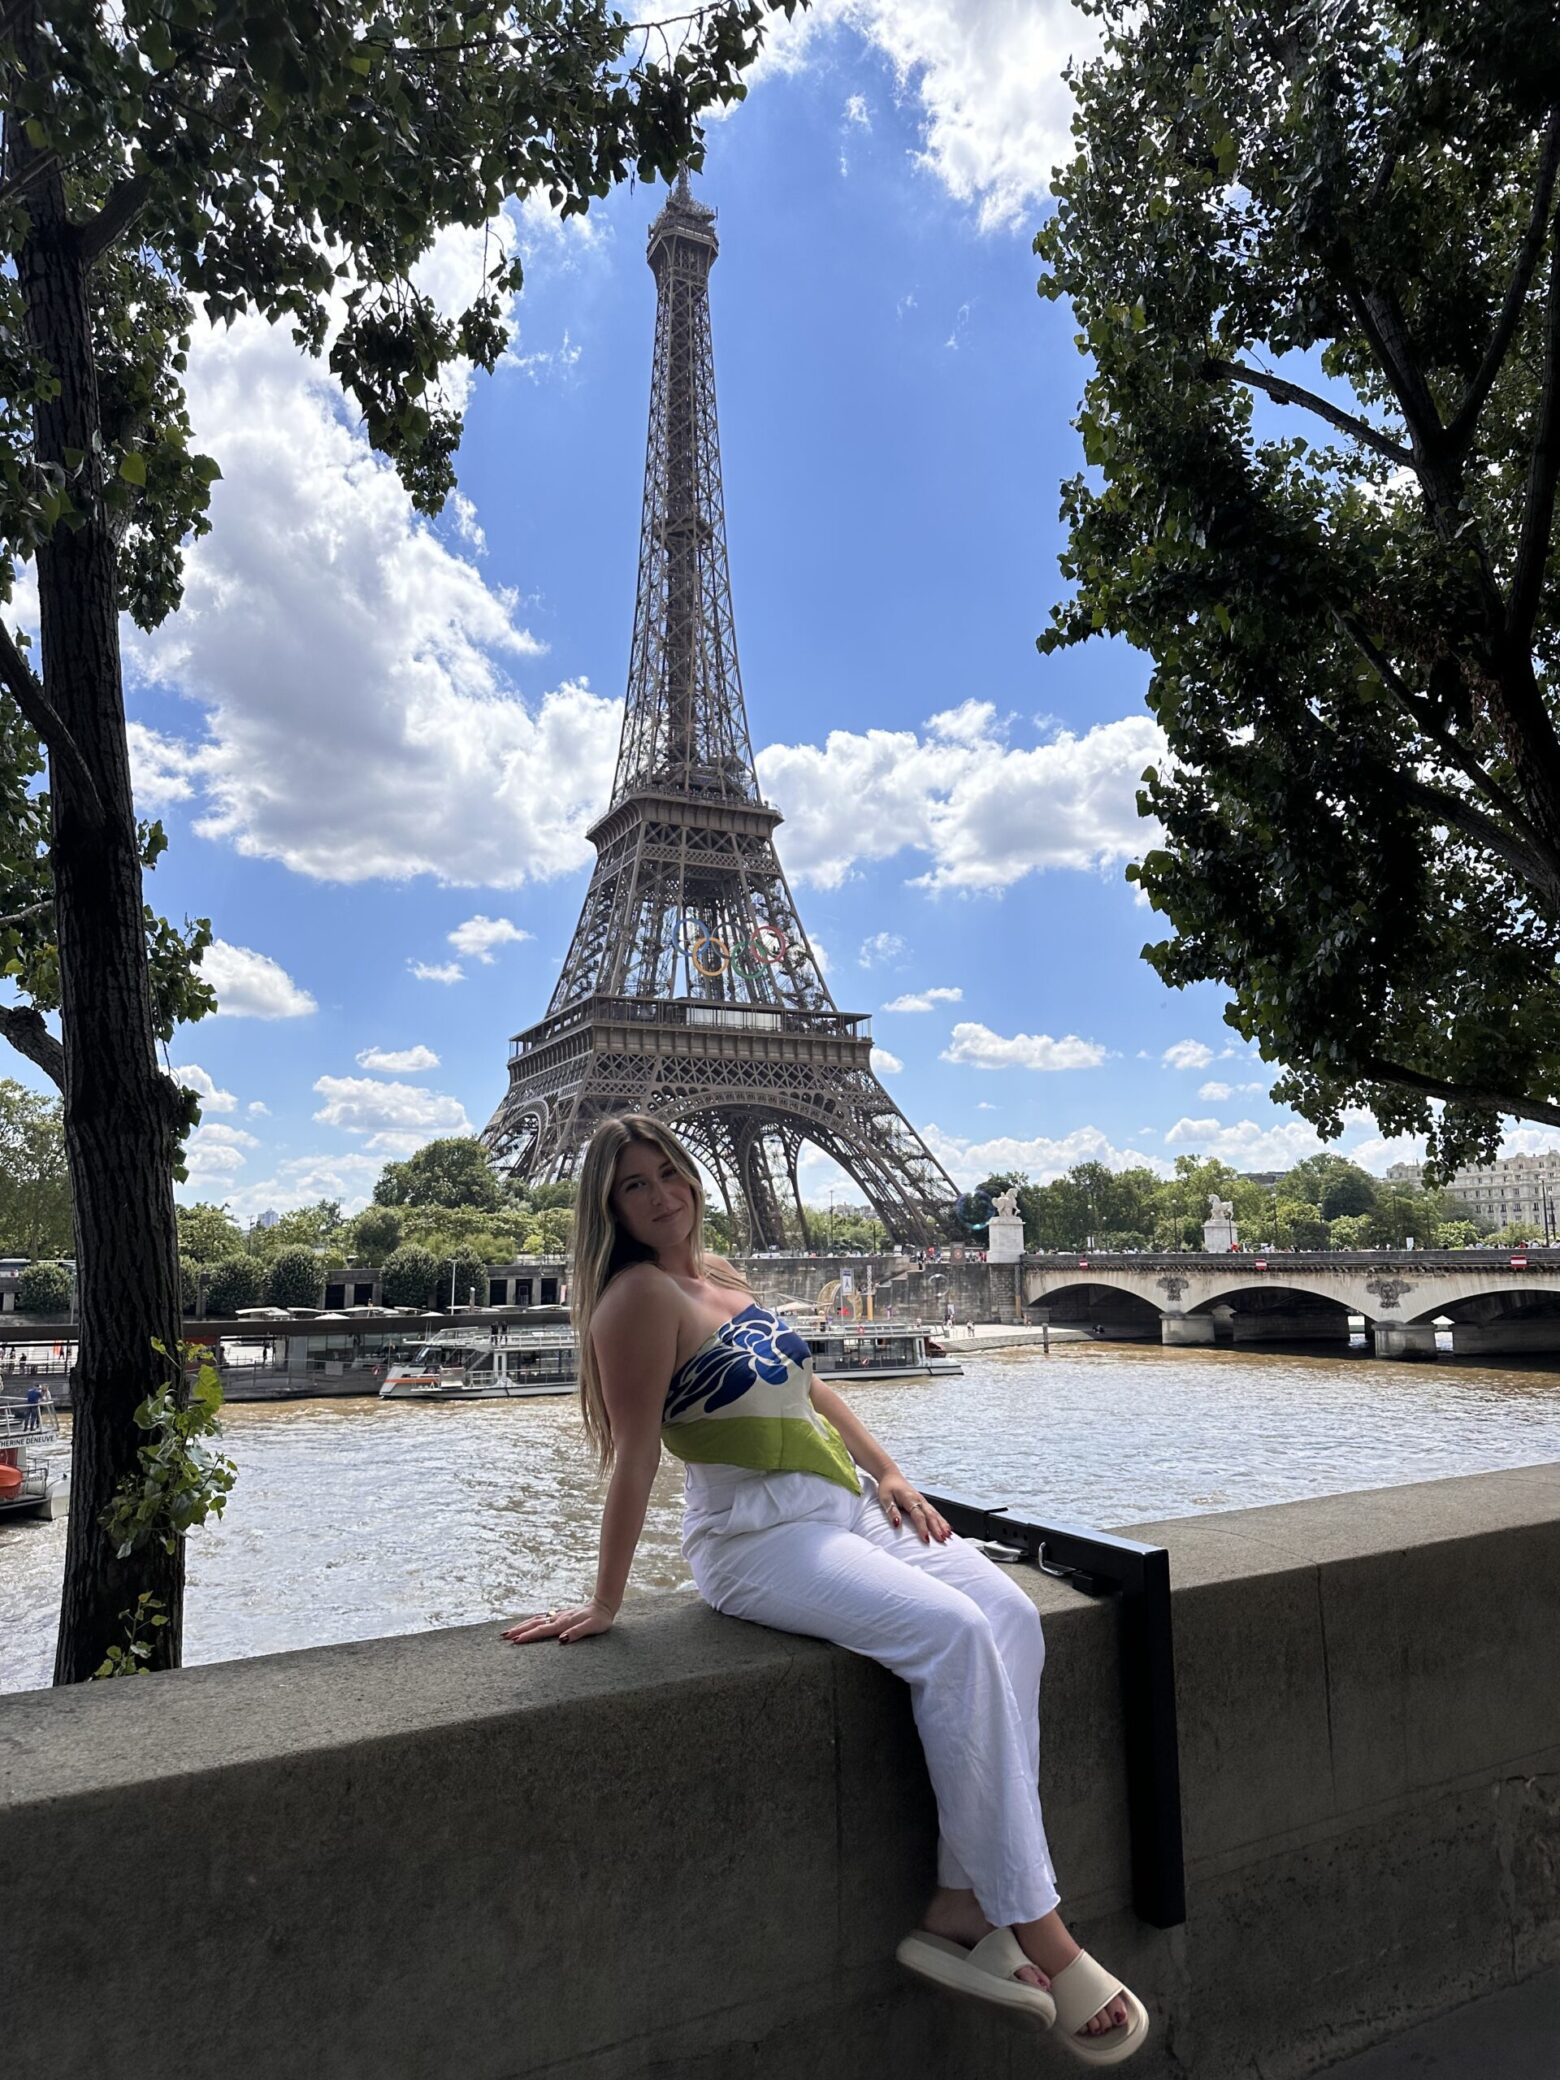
[660,1301,862,1496]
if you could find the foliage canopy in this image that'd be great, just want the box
[1038,0,1560,1176]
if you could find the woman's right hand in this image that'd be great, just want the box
[500,1597,615,1644]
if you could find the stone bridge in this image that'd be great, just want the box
[1019,1249,1560,1358]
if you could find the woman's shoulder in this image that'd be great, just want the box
[705,1252,752,1287]
[597,1261,679,1322]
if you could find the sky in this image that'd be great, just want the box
[12,0,1557,1221]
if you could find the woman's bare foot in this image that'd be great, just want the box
[920,1887,1051,1990]
[1011,1909,1132,2040]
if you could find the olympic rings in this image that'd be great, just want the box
[681,913,790,980]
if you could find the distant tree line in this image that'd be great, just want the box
[7,1125,1534,1322]
[167,1135,893,1314]
[972,1154,1519,1255]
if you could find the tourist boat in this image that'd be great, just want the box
[378,1335,577,1400]
[0,1386,64,1521]
[806,1324,964,1380]
[377,1320,960,1400]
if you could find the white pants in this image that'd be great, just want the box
[683,1466,1061,1927]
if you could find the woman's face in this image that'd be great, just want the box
[610,1140,696,1252]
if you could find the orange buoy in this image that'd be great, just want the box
[0,1464,24,1497]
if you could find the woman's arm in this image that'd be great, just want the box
[589,1269,680,1611]
[809,1379,902,1483]
[501,1269,676,1642]
[810,1380,950,1543]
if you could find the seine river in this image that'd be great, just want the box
[5,1341,1560,1694]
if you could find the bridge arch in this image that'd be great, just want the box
[1024,1281,1162,1338]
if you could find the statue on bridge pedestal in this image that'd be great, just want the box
[1204,1194,1238,1253]
[986,1185,1024,1263]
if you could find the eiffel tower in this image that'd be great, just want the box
[481,174,960,1247]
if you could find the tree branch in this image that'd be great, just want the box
[1449,114,1560,453]
[1508,193,1560,648]
[1400,774,1560,911]
[0,148,57,217]
[1357,1054,1560,1132]
[0,1001,64,1090]
[0,621,105,823]
[0,895,50,930]
[77,170,154,266]
[1347,279,1448,461]
[1332,607,1553,849]
[1201,357,1412,465]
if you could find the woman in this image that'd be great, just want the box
[502,1114,1149,2066]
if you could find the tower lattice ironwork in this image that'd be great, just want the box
[481,174,960,1247]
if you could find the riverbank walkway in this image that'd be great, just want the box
[1319,1961,1560,2075]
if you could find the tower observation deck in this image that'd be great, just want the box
[481,174,960,1247]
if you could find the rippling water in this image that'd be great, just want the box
[5,1342,1559,1694]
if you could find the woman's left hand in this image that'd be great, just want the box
[877,1474,951,1543]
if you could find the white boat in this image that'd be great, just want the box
[0,1387,65,1520]
[378,1334,576,1400]
[805,1325,963,1381]
[377,1319,961,1401]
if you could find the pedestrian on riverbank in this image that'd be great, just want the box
[502,1112,1148,2065]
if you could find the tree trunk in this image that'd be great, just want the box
[15,113,187,1682]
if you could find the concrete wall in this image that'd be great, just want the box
[3,1463,1558,2080]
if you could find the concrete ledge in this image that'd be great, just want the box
[4,1463,1559,2080]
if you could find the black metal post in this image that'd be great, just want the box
[921,1490,1187,1929]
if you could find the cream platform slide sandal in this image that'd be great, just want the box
[1045,1948,1151,2066]
[894,1925,1058,2028]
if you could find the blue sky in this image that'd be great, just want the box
[12,2,1519,1218]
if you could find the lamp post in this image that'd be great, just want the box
[828,1190,836,1253]
[448,1258,458,1310]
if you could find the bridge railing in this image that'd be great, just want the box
[1021,1248,1560,1271]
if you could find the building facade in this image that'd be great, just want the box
[1386,1154,1560,1235]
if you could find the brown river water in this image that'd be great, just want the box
[5,1341,1560,1694]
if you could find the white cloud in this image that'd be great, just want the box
[203,940,316,1019]
[1198,1081,1233,1102]
[409,959,465,985]
[247,1100,270,1117]
[757,711,1162,893]
[311,1075,472,1148]
[121,297,624,889]
[1163,1039,1215,1071]
[738,1,1100,233]
[172,1063,236,1113]
[1164,1116,1331,1169]
[858,931,906,968]
[448,914,531,963]
[182,1140,248,1183]
[844,91,871,127]
[920,1119,1170,1185]
[941,1021,1107,1072]
[127,722,198,810]
[356,1044,441,1073]
[194,1122,261,1149]
[182,1119,262,1183]
[214,1150,385,1221]
[882,986,963,1012]
[871,1045,904,1074]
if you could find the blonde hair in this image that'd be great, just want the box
[572,1113,751,1477]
